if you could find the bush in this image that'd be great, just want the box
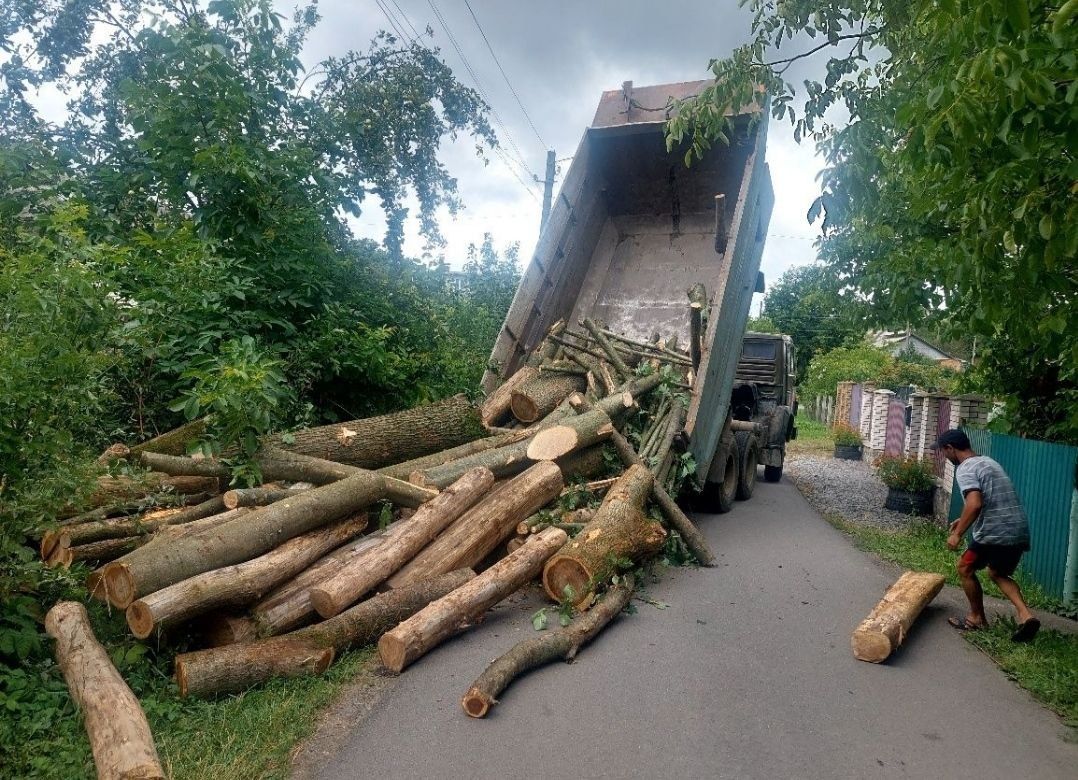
[801,343,959,402]
[875,456,936,492]
[832,424,863,447]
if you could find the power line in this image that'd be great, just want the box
[425,0,541,190]
[387,0,424,41]
[461,0,547,151]
[373,0,411,43]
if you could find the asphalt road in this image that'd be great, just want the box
[298,476,1078,780]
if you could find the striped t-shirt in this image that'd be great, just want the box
[955,456,1030,548]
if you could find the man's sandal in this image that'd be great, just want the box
[1011,618,1040,643]
[947,616,985,631]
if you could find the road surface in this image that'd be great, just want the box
[296,476,1077,780]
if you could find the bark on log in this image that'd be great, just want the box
[101,471,386,608]
[175,570,474,697]
[509,373,586,423]
[129,418,208,457]
[250,527,397,636]
[526,409,615,461]
[256,448,435,508]
[310,468,495,618]
[582,318,633,381]
[543,465,665,608]
[379,528,568,673]
[84,474,219,509]
[462,574,635,717]
[126,514,369,638]
[96,443,131,466]
[389,462,563,589]
[195,613,258,647]
[262,394,484,468]
[480,366,538,427]
[851,571,945,662]
[222,485,308,509]
[59,537,143,568]
[44,602,165,780]
[137,451,230,478]
[376,429,530,481]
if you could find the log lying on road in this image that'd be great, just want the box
[45,602,165,780]
[175,570,474,697]
[852,571,945,663]
[462,573,635,718]
[311,468,494,618]
[379,528,568,673]
[126,514,369,638]
[262,394,484,468]
[389,462,563,588]
[102,470,387,608]
[542,465,665,608]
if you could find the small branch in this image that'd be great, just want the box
[757,28,882,73]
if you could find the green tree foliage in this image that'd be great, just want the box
[801,344,958,401]
[760,263,867,378]
[668,0,1077,442]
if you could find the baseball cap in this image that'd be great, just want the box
[933,429,970,450]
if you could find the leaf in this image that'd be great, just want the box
[531,608,548,631]
[1038,214,1053,241]
[1004,0,1030,33]
[926,85,945,110]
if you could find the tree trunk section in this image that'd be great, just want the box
[480,366,538,427]
[388,462,563,589]
[310,468,495,618]
[129,418,208,457]
[542,465,665,608]
[84,474,218,509]
[462,574,634,717]
[509,374,586,423]
[101,471,386,608]
[175,570,474,697]
[58,537,143,568]
[851,571,945,662]
[377,429,530,481]
[526,409,615,461]
[261,394,484,468]
[44,602,165,780]
[126,514,368,638]
[582,318,633,381]
[379,528,568,673]
[137,451,230,478]
[223,485,308,509]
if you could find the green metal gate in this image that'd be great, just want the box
[948,428,1078,602]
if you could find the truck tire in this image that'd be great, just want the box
[699,447,737,514]
[734,431,758,500]
[763,464,783,482]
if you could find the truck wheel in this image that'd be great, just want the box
[763,464,783,483]
[699,448,738,514]
[734,431,758,500]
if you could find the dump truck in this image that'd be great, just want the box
[482,80,794,513]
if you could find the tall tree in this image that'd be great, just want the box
[668,0,1077,442]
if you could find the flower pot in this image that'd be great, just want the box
[884,486,935,516]
[834,444,863,460]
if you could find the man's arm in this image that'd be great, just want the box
[948,490,983,551]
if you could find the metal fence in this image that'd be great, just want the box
[948,428,1078,602]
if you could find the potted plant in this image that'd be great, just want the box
[876,456,936,515]
[832,424,863,460]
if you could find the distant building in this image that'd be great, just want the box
[870,329,966,371]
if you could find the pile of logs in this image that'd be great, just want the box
[42,298,720,773]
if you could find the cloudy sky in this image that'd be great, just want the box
[294,0,828,296]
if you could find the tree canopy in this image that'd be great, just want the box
[668,0,1077,442]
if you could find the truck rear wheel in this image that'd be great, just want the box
[734,431,758,500]
[763,464,783,482]
[699,447,737,514]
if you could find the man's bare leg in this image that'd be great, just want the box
[988,570,1034,624]
[957,560,987,626]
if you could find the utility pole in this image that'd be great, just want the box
[538,149,556,232]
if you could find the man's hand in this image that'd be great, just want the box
[947,532,962,551]
[949,519,960,533]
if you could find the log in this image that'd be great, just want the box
[582,318,633,381]
[101,470,386,608]
[262,394,484,468]
[480,366,538,427]
[651,403,687,474]
[687,283,707,371]
[310,468,495,618]
[389,462,564,588]
[376,429,530,481]
[599,328,693,365]
[126,514,369,638]
[96,443,131,465]
[462,573,635,718]
[257,448,435,508]
[526,409,615,461]
[195,613,258,647]
[379,528,568,673]
[60,537,143,567]
[509,373,586,423]
[175,570,474,697]
[250,527,398,636]
[87,474,218,508]
[44,602,165,780]
[137,451,230,478]
[543,465,666,608]
[851,571,945,662]
[222,485,308,509]
[128,418,208,457]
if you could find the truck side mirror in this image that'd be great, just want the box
[754,271,765,293]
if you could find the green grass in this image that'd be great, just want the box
[789,411,834,456]
[821,513,1078,729]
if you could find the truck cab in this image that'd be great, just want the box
[733,332,797,477]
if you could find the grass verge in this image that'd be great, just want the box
[789,411,834,456]
[821,512,1078,729]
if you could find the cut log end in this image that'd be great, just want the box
[376,633,408,674]
[102,562,137,609]
[851,630,892,663]
[542,557,592,608]
[222,490,241,510]
[526,427,579,461]
[126,602,155,640]
[461,687,495,718]
[508,393,541,423]
[309,587,344,620]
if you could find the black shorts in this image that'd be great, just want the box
[960,541,1025,577]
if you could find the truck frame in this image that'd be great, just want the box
[482,80,788,513]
